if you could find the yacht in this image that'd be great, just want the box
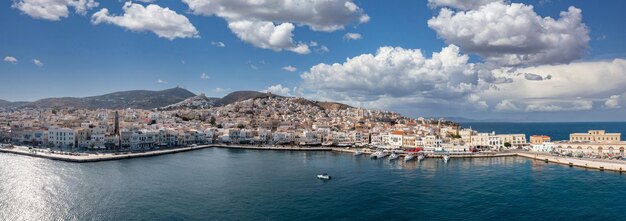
[443,155,451,163]
[404,154,416,162]
[388,153,400,161]
[317,174,331,180]
[417,154,425,161]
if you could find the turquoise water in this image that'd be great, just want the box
[1,147,625,220]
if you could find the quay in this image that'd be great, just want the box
[0,145,213,163]
[212,144,332,151]
[517,152,626,173]
[2,145,625,173]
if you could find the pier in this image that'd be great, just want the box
[516,152,626,173]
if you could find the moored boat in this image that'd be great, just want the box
[388,153,399,161]
[404,154,416,162]
[354,150,363,156]
[417,154,425,161]
[443,155,450,163]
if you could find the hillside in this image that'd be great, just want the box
[159,93,220,110]
[22,87,196,109]
[215,91,282,106]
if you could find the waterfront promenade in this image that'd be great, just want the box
[2,144,626,173]
[517,152,626,173]
[0,145,213,163]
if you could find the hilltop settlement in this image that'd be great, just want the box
[0,88,624,161]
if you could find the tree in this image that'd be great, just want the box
[504,142,512,148]
[209,116,216,125]
[237,124,245,129]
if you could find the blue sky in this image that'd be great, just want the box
[2,0,626,121]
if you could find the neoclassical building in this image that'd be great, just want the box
[556,130,625,156]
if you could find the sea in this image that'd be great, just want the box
[1,122,626,220]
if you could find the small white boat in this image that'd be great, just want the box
[417,154,425,161]
[377,152,389,159]
[404,154,416,162]
[443,155,450,163]
[354,150,363,156]
[370,151,380,158]
[317,174,331,180]
[388,153,399,161]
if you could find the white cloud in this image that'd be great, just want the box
[481,59,626,112]
[227,20,309,54]
[157,79,168,84]
[91,2,199,40]
[604,95,622,109]
[316,45,330,53]
[524,99,592,112]
[211,41,226,47]
[427,0,502,10]
[495,100,520,112]
[182,0,367,53]
[4,56,18,64]
[262,84,291,96]
[344,33,362,40]
[200,73,210,80]
[282,66,297,72]
[301,45,491,110]
[428,2,589,66]
[12,0,98,21]
[33,59,43,67]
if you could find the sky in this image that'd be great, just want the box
[1,0,626,122]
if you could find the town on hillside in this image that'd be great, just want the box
[1,95,624,159]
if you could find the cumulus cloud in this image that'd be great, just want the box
[494,100,520,112]
[481,59,626,112]
[157,79,168,84]
[4,56,18,64]
[228,20,309,54]
[12,0,98,21]
[428,2,589,66]
[301,45,492,111]
[282,66,297,72]
[200,73,210,80]
[211,41,226,47]
[262,84,292,96]
[427,0,502,10]
[182,0,367,53]
[344,33,362,40]
[604,95,622,109]
[91,2,199,40]
[33,59,43,67]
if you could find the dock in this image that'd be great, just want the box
[517,152,626,173]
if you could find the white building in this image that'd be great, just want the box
[47,127,75,148]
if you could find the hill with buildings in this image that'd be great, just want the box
[2,88,353,111]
